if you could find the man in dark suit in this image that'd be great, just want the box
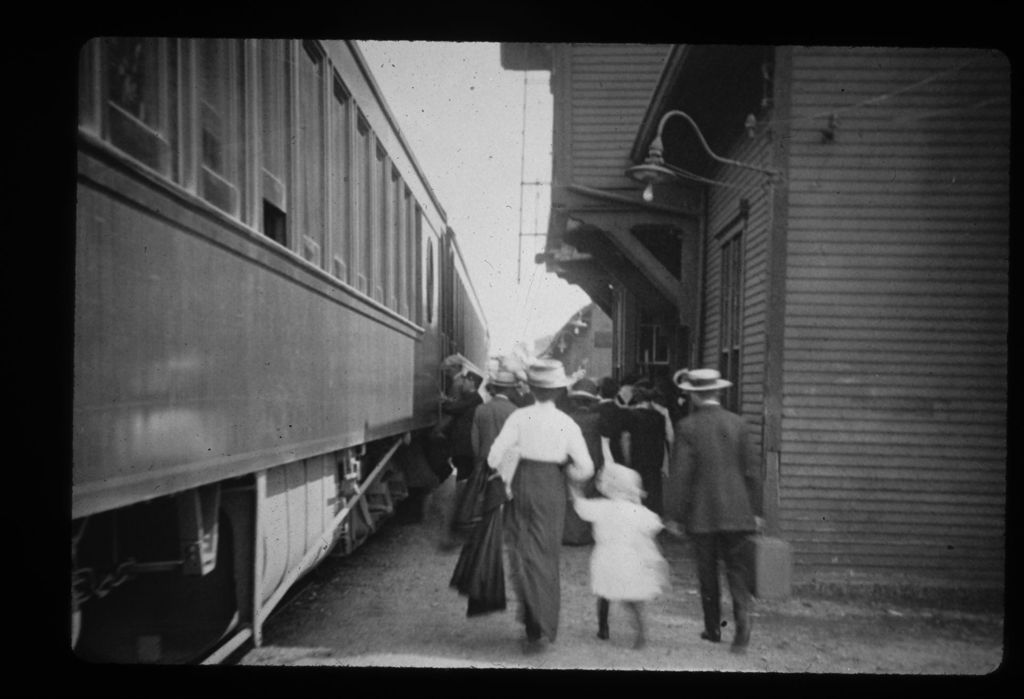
[596,376,631,467]
[471,368,520,474]
[666,368,763,654]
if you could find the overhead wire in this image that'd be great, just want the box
[760,53,992,128]
[668,53,1003,195]
[517,255,544,345]
[516,69,529,285]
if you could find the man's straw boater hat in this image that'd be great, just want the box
[676,368,733,392]
[526,359,570,388]
[487,368,519,388]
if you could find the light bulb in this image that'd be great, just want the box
[642,183,654,202]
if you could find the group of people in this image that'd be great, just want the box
[433,355,763,656]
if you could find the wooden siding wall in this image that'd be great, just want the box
[700,135,775,458]
[780,47,1009,582]
[568,44,671,192]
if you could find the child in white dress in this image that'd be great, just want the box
[571,462,670,649]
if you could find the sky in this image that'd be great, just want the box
[357,41,590,358]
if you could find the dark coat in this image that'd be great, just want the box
[561,398,604,545]
[470,395,517,470]
[629,406,666,516]
[668,403,762,533]
[597,399,631,464]
[443,392,483,457]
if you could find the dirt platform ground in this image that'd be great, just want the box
[239,489,1005,677]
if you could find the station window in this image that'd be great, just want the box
[259,40,289,245]
[197,39,244,217]
[95,38,178,178]
[718,229,744,412]
[638,311,670,375]
[330,76,351,282]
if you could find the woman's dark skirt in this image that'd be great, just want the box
[503,459,566,642]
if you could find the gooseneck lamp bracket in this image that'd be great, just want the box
[626,109,779,201]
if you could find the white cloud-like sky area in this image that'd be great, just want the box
[358,41,591,357]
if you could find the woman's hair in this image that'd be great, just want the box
[530,385,565,404]
[629,378,659,405]
[597,377,620,399]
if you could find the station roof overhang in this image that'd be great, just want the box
[541,183,700,318]
[500,43,553,71]
[522,43,768,321]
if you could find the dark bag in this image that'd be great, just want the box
[452,463,491,531]
[424,431,453,484]
[450,474,509,617]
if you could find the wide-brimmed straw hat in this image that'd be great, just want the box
[526,359,569,388]
[567,377,599,401]
[597,462,645,503]
[442,353,484,381]
[676,367,732,392]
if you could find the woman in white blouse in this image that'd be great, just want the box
[487,359,594,652]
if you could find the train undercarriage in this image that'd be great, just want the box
[71,435,413,664]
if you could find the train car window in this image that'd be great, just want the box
[426,236,435,325]
[380,156,393,308]
[97,38,178,178]
[455,270,464,350]
[263,202,287,246]
[330,76,352,283]
[401,187,414,319]
[389,166,402,311]
[442,246,455,345]
[298,41,326,267]
[355,113,372,295]
[197,39,244,217]
[373,144,386,304]
[259,40,289,245]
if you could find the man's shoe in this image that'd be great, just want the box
[700,630,721,643]
[731,621,750,653]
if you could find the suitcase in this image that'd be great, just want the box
[739,535,792,600]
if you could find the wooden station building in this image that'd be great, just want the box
[501,43,1008,591]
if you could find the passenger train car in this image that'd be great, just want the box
[74,38,488,663]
